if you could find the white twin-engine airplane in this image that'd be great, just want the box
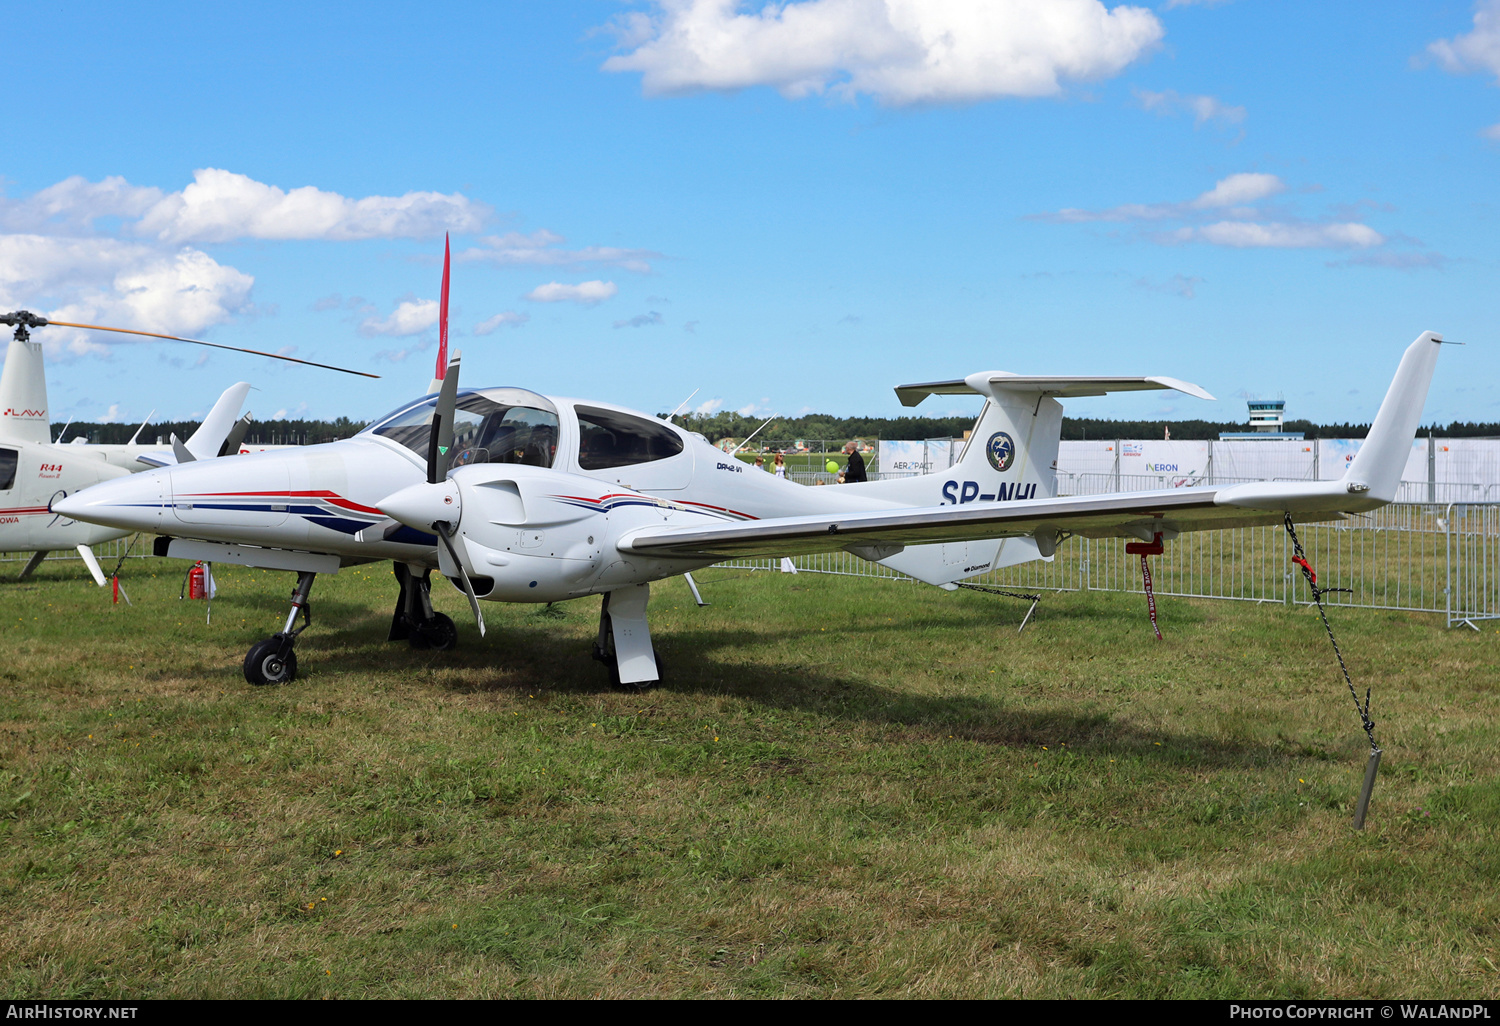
[56,332,1444,689]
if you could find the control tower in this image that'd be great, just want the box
[1220,396,1305,440]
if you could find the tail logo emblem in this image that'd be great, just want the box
[986,432,1015,473]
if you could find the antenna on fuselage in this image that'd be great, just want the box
[728,414,779,457]
[665,388,699,423]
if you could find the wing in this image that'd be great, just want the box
[618,480,1366,561]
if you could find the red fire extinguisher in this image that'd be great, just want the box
[188,562,207,600]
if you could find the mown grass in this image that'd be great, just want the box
[1,555,1498,998]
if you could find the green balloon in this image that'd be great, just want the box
[826,460,839,473]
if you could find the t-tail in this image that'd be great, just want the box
[862,370,1214,586]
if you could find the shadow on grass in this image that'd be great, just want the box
[89,563,1283,770]
[352,615,1274,770]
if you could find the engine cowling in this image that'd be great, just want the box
[378,464,719,603]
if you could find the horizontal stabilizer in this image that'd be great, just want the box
[895,373,1213,407]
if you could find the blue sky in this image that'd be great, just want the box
[2,1,1498,429]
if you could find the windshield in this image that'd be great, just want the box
[363,388,561,469]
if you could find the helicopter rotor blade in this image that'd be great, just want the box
[40,318,380,379]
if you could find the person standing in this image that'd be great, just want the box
[773,453,787,479]
[842,441,867,483]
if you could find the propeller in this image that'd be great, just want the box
[219,412,253,458]
[1,309,379,378]
[419,351,485,637]
[427,352,461,484]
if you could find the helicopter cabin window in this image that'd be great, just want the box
[0,448,15,490]
[363,389,560,470]
[575,406,684,471]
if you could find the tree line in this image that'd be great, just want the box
[48,412,1500,446]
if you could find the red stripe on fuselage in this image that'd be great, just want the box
[178,489,386,516]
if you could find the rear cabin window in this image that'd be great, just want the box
[0,448,16,490]
[576,406,684,471]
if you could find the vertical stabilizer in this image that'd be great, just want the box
[874,389,1063,585]
[0,335,51,444]
[1344,332,1443,502]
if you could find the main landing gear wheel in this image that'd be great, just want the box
[408,612,458,652]
[244,638,298,686]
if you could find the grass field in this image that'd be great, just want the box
[2,556,1499,999]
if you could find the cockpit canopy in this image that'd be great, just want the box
[363,388,560,470]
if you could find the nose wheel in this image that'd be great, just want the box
[244,638,298,686]
[389,564,461,651]
[244,571,315,686]
[407,611,458,651]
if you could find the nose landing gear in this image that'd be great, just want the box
[243,571,315,686]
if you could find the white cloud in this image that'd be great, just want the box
[1135,88,1245,127]
[1483,122,1500,140]
[526,280,618,305]
[0,175,164,234]
[0,234,255,357]
[135,169,489,244]
[1037,173,1404,254]
[1189,172,1284,208]
[694,398,724,415]
[359,298,440,337]
[459,231,659,273]
[473,311,530,334]
[1192,221,1383,248]
[603,0,1164,105]
[1428,1,1500,80]
[1044,172,1285,223]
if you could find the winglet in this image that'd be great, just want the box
[1343,331,1443,502]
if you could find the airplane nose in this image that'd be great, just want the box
[378,480,461,531]
[48,473,166,532]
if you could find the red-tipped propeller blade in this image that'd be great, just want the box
[435,232,450,381]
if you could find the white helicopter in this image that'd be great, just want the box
[56,315,1444,689]
[0,311,376,584]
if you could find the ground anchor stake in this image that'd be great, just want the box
[1353,746,1383,831]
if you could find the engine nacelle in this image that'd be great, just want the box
[425,463,722,603]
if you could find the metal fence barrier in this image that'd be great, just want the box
[717,502,1500,629]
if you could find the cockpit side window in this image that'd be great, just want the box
[0,448,16,490]
[576,406,684,470]
[366,392,560,470]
